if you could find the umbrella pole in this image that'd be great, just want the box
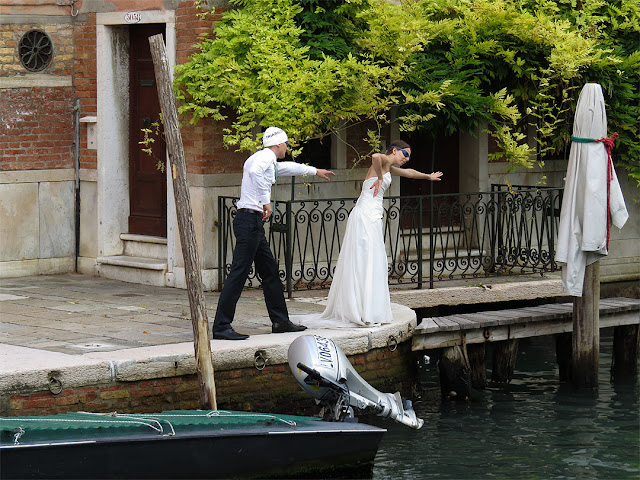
[571,261,600,389]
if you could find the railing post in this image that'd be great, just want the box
[285,200,293,299]
[489,186,497,273]
[429,188,435,289]
[418,197,423,289]
[217,196,224,291]
[497,188,504,271]
[549,189,557,272]
[429,141,436,289]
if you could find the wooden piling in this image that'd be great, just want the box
[572,261,600,388]
[555,332,572,383]
[611,324,639,382]
[439,346,472,400]
[149,34,217,409]
[467,343,487,389]
[491,339,518,383]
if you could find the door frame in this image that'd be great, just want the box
[96,11,177,275]
[128,23,167,237]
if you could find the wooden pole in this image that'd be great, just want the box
[571,261,600,389]
[555,332,572,383]
[467,343,487,389]
[491,339,519,383]
[439,346,472,400]
[148,34,217,409]
[611,324,639,383]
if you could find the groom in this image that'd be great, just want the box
[212,127,336,340]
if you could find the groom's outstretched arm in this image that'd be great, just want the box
[315,169,335,180]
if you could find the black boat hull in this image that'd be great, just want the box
[1,422,385,479]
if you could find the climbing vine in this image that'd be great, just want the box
[175,0,638,183]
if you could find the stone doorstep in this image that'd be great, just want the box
[95,259,167,287]
[96,256,166,270]
[121,234,168,260]
[0,304,417,395]
[120,234,168,245]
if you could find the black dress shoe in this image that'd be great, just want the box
[213,328,249,340]
[272,320,307,334]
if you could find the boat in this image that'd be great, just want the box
[1,409,384,479]
[1,335,422,479]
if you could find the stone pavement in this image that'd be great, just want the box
[0,272,569,355]
[0,274,420,398]
[0,274,329,354]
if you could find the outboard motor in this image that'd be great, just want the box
[288,335,423,429]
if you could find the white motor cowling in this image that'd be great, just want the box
[288,334,423,429]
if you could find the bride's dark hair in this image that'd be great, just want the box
[386,140,410,154]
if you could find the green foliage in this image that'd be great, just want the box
[294,0,363,60]
[174,0,638,183]
[393,0,604,168]
[139,119,166,172]
[517,0,639,185]
[174,0,406,156]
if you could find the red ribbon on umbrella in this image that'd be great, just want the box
[571,132,619,249]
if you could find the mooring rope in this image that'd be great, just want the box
[1,414,166,434]
[205,410,297,426]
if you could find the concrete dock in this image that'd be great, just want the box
[0,273,571,415]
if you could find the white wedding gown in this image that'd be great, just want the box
[295,172,393,328]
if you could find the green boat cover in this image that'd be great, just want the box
[1,410,322,439]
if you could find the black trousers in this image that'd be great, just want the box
[213,209,288,332]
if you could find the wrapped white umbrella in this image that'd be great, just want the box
[555,83,629,297]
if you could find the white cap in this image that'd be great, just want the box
[262,127,288,147]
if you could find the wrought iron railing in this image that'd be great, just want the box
[218,186,562,296]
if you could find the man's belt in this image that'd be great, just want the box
[237,208,262,216]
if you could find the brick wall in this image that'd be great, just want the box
[0,2,265,175]
[0,86,74,171]
[3,343,416,417]
[0,2,396,176]
[175,1,249,175]
[74,14,97,170]
[0,22,75,171]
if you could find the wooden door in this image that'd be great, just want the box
[128,24,166,237]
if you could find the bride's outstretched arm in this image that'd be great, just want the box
[390,166,443,181]
[370,153,387,196]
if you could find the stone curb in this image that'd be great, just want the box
[391,279,564,308]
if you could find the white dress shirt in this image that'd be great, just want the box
[236,148,318,212]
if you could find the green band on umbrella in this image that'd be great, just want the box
[570,136,597,143]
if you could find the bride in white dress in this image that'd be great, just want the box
[298,141,443,328]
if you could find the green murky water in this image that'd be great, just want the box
[371,329,639,479]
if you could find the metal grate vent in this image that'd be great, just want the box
[19,30,54,72]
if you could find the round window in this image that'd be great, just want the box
[19,30,54,72]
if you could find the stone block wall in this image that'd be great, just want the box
[0,170,76,277]
[3,342,415,417]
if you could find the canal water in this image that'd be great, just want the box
[370,329,639,479]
